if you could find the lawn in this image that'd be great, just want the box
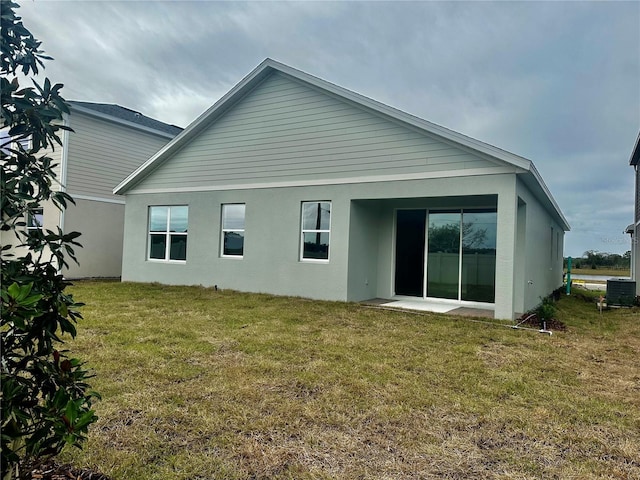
[59,281,640,479]
[567,268,630,277]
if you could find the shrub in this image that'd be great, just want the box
[536,296,557,327]
[1,1,99,477]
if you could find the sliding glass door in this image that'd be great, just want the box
[395,210,426,296]
[395,208,497,304]
[426,212,460,300]
[461,210,497,303]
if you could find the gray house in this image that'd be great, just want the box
[115,59,569,320]
[1,102,181,278]
[627,132,640,295]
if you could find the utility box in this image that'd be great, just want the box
[606,279,636,307]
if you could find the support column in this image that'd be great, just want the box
[494,180,518,320]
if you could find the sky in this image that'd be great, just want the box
[15,0,640,258]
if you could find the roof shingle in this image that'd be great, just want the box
[68,101,183,136]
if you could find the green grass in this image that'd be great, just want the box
[58,281,640,479]
[568,267,630,277]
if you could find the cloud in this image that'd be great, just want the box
[16,0,640,256]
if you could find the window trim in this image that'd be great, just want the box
[220,203,245,258]
[147,205,188,263]
[300,201,331,262]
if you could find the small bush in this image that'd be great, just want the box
[536,296,557,328]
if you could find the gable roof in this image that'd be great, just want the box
[68,101,183,138]
[630,131,640,166]
[113,58,569,230]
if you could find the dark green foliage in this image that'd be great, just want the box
[1,1,99,477]
[428,221,489,253]
[564,250,631,271]
[536,296,557,323]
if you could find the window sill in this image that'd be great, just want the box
[147,259,187,264]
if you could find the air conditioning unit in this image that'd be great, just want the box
[606,279,636,307]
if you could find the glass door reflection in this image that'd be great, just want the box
[461,210,497,302]
[427,212,461,300]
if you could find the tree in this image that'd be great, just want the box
[1,1,99,477]
[428,221,489,253]
[583,250,601,269]
[565,250,631,271]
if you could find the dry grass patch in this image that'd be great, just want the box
[57,281,640,479]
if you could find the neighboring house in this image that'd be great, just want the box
[114,59,569,320]
[0,102,182,278]
[627,132,640,295]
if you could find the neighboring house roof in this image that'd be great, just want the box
[68,101,183,137]
[113,58,569,230]
[630,131,640,166]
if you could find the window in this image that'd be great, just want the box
[16,136,30,151]
[221,204,245,257]
[27,208,44,231]
[1,128,31,156]
[301,201,331,260]
[148,206,188,261]
[0,129,11,156]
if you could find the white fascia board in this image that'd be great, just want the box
[72,193,125,205]
[70,105,176,140]
[521,164,570,231]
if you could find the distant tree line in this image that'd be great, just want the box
[564,250,631,270]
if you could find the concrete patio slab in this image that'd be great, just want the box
[361,298,495,318]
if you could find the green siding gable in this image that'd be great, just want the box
[66,113,172,200]
[130,72,502,193]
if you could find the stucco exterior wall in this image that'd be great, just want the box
[633,164,639,295]
[0,139,63,260]
[0,199,61,263]
[62,198,125,278]
[122,173,530,318]
[57,110,176,278]
[116,62,569,320]
[347,201,381,301]
[633,225,639,295]
[122,186,352,301]
[516,178,565,314]
[1,110,177,279]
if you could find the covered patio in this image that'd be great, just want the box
[347,194,500,316]
[361,297,495,318]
